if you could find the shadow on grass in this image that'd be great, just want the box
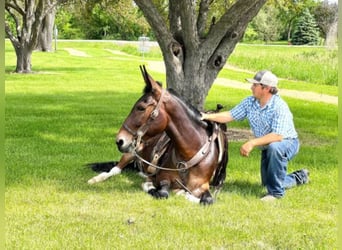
[222,179,263,198]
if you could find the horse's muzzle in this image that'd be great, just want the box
[116,138,132,153]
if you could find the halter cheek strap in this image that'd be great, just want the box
[150,89,165,120]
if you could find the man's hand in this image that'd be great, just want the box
[240,140,255,157]
[200,112,206,120]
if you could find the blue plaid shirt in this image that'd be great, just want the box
[230,95,298,139]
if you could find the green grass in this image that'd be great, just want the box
[5,41,337,249]
[227,44,338,86]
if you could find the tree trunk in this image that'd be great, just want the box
[325,19,337,48]
[14,46,33,73]
[286,19,294,43]
[36,9,56,51]
[134,0,267,110]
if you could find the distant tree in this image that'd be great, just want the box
[5,0,66,73]
[312,0,338,45]
[247,4,283,43]
[291,8,320,45]
[56,1,151,40]
[54,7,84,39]
[274,0,318,43]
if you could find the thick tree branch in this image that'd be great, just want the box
[197,0,212,38]
[29,0,45,50]
[5,6,22,41]
[202,0,267,56]
[169,0,181,36]
[5,22,19,46]
[179,0,199,51]
[5,2,25,16]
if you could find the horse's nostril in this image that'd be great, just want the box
[116,139,124,147]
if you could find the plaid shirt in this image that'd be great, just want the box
[230,95,298,139]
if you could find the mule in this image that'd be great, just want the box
[113,66,228,204]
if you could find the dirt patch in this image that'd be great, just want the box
[105,49,135,56]
[64,48,91,57]
[226,128,254,142]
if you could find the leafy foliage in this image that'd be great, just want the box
[55,1,152,40]
[245,5,283,43]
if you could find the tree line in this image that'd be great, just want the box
[54,0,337,45]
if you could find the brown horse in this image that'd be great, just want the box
[115,66,228,204]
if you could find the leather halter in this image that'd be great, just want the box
[123,89,166,150]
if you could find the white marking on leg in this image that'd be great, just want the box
[138,171,148,178]
[108,166,122,176]
[141,181,156,193]
[87,166,122,184]
[185,192,200,203]
[175,189,186,196]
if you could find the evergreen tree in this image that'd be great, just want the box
[291,8,320,45]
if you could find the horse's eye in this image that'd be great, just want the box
[137,106,145,111]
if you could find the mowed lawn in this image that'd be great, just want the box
[5,41,337,249]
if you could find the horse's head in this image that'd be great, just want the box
[116,66,168,153]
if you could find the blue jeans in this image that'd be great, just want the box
[260,138,300,197]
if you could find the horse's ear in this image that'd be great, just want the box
[139,65,161,94]
[139,65,150,89]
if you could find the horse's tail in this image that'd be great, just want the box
[86,161,138,173]
[211,123,229,189]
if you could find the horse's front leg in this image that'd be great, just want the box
[143,179,170,199]
[87,153,134,184]
[186,181,214,205]
[199,189,214,205]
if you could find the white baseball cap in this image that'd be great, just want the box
[246,70,278,87]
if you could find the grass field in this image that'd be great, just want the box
[5,41,337,249]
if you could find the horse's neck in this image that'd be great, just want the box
[165,100,206,160]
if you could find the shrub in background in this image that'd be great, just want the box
[291,8,320,45]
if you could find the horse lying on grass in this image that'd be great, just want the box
[88,66,228,205]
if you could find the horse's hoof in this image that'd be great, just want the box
[147,189,169,199]
[200,196,214,205]
[158,190,169,199]
[148,188,159,197]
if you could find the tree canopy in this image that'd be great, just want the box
[53,0,337,45]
